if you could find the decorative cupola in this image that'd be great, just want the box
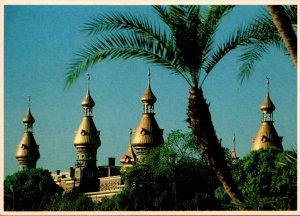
[252,78,283,151]
[74,73,101,170]
[81,75,95,116]
[260,78,275,121]
[141,71,157,113]
[131,70,164,161]
[16,96,40,170]
[230,134,238,164]
[120,129,137,172]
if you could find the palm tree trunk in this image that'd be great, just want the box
[267,5,297,68]
[187,87,241,205]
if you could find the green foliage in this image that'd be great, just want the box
[114,147,177,210]
[4,168,96,211]
[66,5,250,88]
[6,133,295,211]
[4,168,63,211]
[215,149,297,210]
[95,130,222,210]
[237,5,296,82]
[49,190,95,211]
[164,130,203,161]
[65,5,257,205]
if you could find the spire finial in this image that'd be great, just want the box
[87,72,91,90]
[266,77,270,95]
[148,68,151,86]
[81,72,95,113]
[231,133,238,164]
[22,95,35,126]
[129,128,132,143]
[233,133,236,150]
[28,96,31,109]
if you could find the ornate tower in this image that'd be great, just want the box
[230,134,238,164]
[16,96,40,170]
[74,74,101,179]
[120,129,136,172]
[252,78,283,151]
[131,70,164,160]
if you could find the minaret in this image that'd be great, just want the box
[120,129,137,172]
[16,96,40,170]
[74,73,101,176]
[252,78,283,151]
[131,69,164,160]
[230,134,238,164]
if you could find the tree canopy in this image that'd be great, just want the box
[66,4,251,204]
[48,190,95,211]
[215,149,297,210]
[4,168,63,211]
[4,132,297,211]
[4,168,96,211]
[95,130,224,210]
[95,131,297,211]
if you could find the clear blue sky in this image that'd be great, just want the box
[3,5,296,177]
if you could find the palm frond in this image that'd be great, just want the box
[202,5,234,31]
[202,24,254,76]
[237,29,285,84]
[236,10,287,82]
[283,5,297,28]
[152,5,172,27]
[169,5,191,27]
[152,5,205,87]
[201,5,235,50]
[81,10,170,44]
[66,7,196,87]
[237,43,269,83]
[67,5,238,88]
[65,32,192,88]
[161,5,204,86]
[198,5,235,85]
[204,7,287,83]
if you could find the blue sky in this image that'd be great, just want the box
[3,5,296,177]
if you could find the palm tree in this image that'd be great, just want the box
[267,5,297,67]
[237,5,297,82]
[66,5,254,204]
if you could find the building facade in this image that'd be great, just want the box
[15,74,285,200]
[51,71,164,194]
